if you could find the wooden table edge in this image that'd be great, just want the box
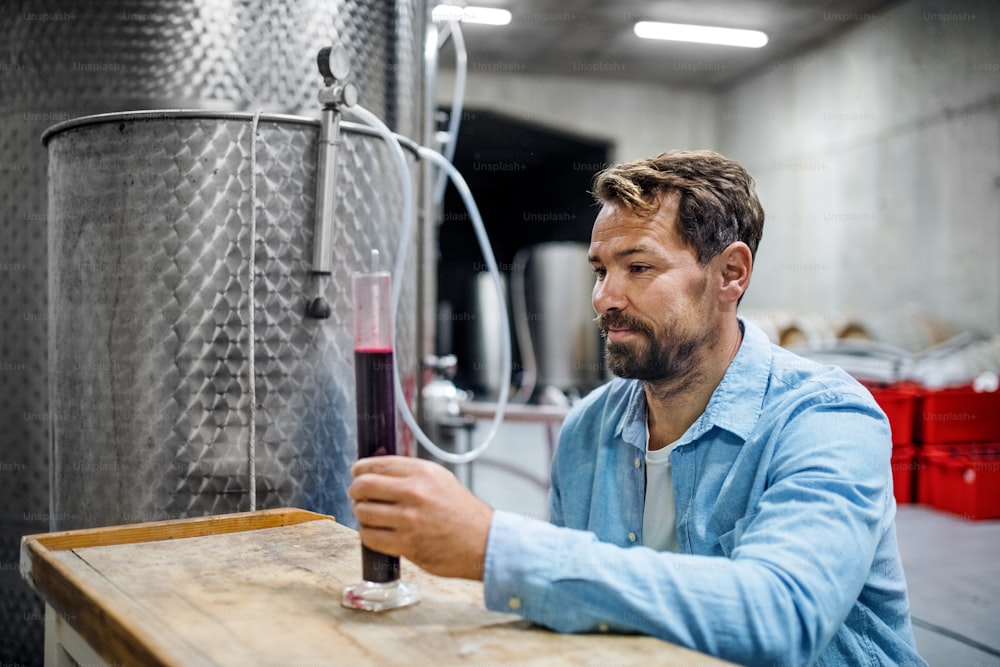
[19,508,337,667]
[23,507,334,553]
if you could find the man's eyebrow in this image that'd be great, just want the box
[589,246,653,263]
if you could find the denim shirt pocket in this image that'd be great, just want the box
[717,513,756,558]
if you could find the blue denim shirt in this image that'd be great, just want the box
[483,319,925,667]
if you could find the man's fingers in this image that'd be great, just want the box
[353,499,413,558]
[352,499,408,530]
[347,470,415,503]
[345,454,491,580]
[351,454,436,478]
[350,455,411,477]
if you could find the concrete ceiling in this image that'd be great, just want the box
[439,0,902,88]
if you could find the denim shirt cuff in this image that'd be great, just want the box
[484,509,553,616]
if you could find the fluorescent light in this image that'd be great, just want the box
[634,21,768,48]
[433,5,512,26]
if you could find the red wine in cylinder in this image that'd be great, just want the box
[354,348,400,583]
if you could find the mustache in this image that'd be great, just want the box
[594,312,654,337]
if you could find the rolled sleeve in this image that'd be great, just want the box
[483,510,557,618]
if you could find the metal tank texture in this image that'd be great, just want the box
[45,109,418,526]
[0,1,425,663]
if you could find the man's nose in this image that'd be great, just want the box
[593,272,627,313]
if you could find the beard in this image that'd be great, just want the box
[596,311,711,384]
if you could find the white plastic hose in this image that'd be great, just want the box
[433,19,467,204]
[346,105,511,465]
[418,146,512,463]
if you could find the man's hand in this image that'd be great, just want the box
[348,456,493,580]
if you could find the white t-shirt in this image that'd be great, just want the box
[643,422,680,553]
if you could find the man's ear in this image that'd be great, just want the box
[717,242,752,306]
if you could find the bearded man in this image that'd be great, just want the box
[349,150,926,667]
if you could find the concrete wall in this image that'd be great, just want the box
[435,70,718,163]
[437,0,1000,336]
[722,0,1000,335]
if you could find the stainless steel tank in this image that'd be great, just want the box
[521,242,605,395]
[45,110,419,531]
[3,4,424,660]
[468,271,510,399]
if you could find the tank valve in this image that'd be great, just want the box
[420,355,475,485]
[312,45,358,275]
[305,296,332,319]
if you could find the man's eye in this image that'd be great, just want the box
[592,267,606,279]
[630,264,650,273]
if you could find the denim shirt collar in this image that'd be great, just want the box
[614,317,771,451]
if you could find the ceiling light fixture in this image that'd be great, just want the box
[634,21,768,48]
[432,5,512,26]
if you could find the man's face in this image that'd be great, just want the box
[588,192,721,383]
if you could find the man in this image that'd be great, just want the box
[349,150,926,666]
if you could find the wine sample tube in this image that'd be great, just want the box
[342,253,421,612]
[354,346,398,582]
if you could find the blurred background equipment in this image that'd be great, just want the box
[511,241,605,403]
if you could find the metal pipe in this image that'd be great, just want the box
[312,106,342,274]
[312,45,358,275]
[415,15,442,441]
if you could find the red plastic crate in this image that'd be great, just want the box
[916,448,943,508]
[917,385,1000,444]
[867,383,921,445]
[890,444,917,504]
[917,444,1000,520]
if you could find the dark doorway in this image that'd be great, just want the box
[435,109,612,395]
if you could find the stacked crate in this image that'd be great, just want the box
[867,382,1000,520]
[865,383,922,505]
[915,387,1000,520]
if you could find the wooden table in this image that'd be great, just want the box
[20,508,734,666]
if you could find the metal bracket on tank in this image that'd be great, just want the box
[312,45,359,276]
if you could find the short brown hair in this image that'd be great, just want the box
[592,150,764,264]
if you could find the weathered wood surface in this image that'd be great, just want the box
[22,509,735,666]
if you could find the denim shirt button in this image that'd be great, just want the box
[628,531,637,542]
[598,623,610,633]
[508,596,522,610]
[634,457,641,469]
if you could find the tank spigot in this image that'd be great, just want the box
[423,354,459,380]
[306,296,332,319]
